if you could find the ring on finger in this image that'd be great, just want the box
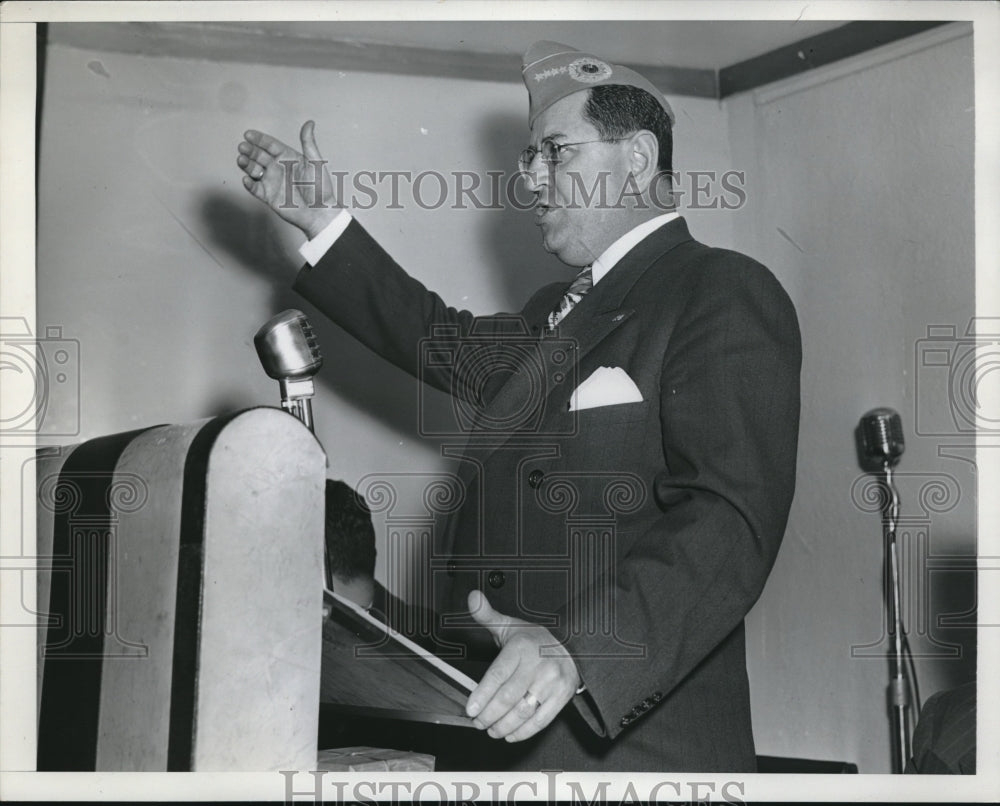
[522,691,541,712]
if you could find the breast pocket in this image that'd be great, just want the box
[559,400,653,465]
[574,400,650,426]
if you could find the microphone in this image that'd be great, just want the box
[857,407,912,769]
[254,309,323,432]
[860,407,905,467]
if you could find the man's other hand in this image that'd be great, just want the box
[237,120,338,239]
[465,589,581,743]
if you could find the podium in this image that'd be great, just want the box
[34,408,326,771]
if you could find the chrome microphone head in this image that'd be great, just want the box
[254,309,323,380]
[860,407,905,466]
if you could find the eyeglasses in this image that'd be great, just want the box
[518,138,624,174]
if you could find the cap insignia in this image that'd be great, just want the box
[568,58,612,84]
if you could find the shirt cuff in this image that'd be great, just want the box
[298,209,353,266]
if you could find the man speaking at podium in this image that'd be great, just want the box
[236,41,801,772]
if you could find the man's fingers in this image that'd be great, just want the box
[479,659,567,738]
[243,129,290,157]
[472,658,536,730]
[467,589,511,645]
[466,642,521,719]
[238,122,337,234]
[236,156,267,184]
[236,153,258,174]
[467,589,495,623]
[241,174,267,199]
[483,687,546,739]
[300,120,323,162]
[501,690,570,743]
[237,143,276,170]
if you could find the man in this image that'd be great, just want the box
[322,478,403,620]
[319,477,433,758]
[236,42,801,771]
[905,681,976,774]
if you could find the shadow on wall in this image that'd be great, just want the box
[199,191,445,441]
[919,542,977,694]
[859,527,977,725]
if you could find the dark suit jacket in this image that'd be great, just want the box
[294,215,801,772]
[905,681,976,774]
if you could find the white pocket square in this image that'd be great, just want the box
[568,366,643,411]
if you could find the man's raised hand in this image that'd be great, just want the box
[237,120,338,239]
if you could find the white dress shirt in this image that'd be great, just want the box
[587,210,679,285]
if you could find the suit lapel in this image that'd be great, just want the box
[452,217,695,486]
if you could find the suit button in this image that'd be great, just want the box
[620,715,632,727]
[642,698,653,709]
[446,560,457,577]
[652,691,663,703]
[487,570,506,589]
[527,469,544,488]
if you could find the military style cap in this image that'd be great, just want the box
[521,40,675,126]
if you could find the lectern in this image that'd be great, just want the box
[34,408,326,771]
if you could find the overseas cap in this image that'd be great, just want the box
[521,40,675,127]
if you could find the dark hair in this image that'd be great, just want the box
[584,84,673,174]
[324,479,376,581]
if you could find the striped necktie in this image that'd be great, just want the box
[546,266,593,332]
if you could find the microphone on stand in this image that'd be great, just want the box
[858,406,912,773]
[254,309,323,433]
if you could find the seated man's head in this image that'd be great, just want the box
[324,479,377,608]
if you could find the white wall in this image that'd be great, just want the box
[35,26,975,773]
[728,25,976,771]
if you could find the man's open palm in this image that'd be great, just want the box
[237,120,338,239]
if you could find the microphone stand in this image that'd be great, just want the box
[882,460,911,772]
[277,376,316,433]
